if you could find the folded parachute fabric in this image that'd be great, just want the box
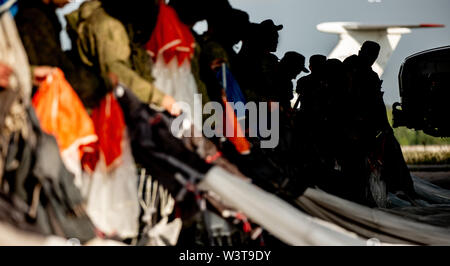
[198,166,367,246]
[217,64,251,155]
[32,68,97,152]
[32,68,97,183]
[146,1,195,66]
[221,96,251,155]
[412,175,450,205]
[32,72,127,176]
[31,71,138,239]
[76,93,140,239]
[82,93,126,173]
[81,132,140,240]
[146,1,201,126]
[216,64,247,118]
[67,92,138,240]
[297,187,450,245]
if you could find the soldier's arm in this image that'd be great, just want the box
[96,18,165,106]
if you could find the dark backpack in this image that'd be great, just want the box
[2,108,96,243]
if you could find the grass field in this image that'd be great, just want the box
[386,108,450,164]
[386,108,450,146]
[401,145,450,165]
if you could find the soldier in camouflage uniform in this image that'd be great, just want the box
[66,0,179,115]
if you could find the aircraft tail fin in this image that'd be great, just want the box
[317,22,444,76]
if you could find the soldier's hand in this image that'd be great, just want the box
[0,63,13,89]
[107,72,119,88]
[161,94,181,116]
[33,66,55,86]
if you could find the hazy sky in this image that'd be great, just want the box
[228,0,450,104]
[58,0,450,104]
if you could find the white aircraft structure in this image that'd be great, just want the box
[317,22,444,76]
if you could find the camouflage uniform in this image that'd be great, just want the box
[66,1,166,106]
